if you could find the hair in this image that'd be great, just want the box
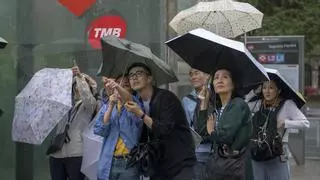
[260,79,282,98]
[209,67,244,108]
[126,62,152,76]
[114,73,128,82]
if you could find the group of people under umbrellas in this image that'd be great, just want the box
[10,25,309,180]
[8,0,310,179]
[44,27,308,180]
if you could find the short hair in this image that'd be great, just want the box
[126,62,152,76]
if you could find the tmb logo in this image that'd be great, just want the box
[87,15,127,49]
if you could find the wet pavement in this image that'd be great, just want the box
[292,159,320,180]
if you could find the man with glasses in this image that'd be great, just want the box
[124,62,196,180]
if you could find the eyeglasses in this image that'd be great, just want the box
[128,71,148,80]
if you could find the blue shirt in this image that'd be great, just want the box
[182,90,211,162]
[94,97,143,180]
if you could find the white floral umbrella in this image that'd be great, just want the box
[169,0,263,38]
[12,68,73,144]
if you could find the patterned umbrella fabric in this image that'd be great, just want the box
[169,0,263,38]
[12,68,73,145]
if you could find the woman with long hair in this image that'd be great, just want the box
[247,77,310,180]
[200,68,252,180]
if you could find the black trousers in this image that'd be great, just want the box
[49,156,85,180]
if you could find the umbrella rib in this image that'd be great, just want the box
[201,11,213,26]
[219,11,235,36]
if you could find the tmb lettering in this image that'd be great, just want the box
[94,28,122,38]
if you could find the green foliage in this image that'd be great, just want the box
[240,0,320,56]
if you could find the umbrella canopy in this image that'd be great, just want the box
[0,37,8,49]
[169,0,263,38]
[12,68,73,144]
[97,35,178,85]
[81,120,103,180]
[0,108,3,118]
[166,28,269,87]
[256,68,306,108]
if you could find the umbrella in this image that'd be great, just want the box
[169,0,263,38]
[81,119,103,180]
[250,68,306,109]
[0,37,8,49]
[165,28,269,87]
[12,68,73,144]
[97,35,178,85]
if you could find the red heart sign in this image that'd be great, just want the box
[58,0,96,17]
[87,15,127,49]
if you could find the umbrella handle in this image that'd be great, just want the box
[73,59,78,67]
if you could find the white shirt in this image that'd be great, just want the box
[143,100,151,115]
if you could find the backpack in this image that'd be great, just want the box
[250,100,286,161]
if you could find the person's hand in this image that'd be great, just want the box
[102,76,108,84]
[207,113,216,135]
[124,101,144,118]
[105,78,119,89]
[199,85,210,102]
[104,78,119,96]
[254,85,262,95]
[108,94,118,105]
[72,66,82,77]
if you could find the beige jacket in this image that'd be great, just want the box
[50,75,97,158]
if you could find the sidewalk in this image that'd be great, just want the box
[292,159,320,180]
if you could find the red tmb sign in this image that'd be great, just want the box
[58,0,96,17]
[87,15,127,49]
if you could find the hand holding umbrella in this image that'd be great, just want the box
[72,60,82,78]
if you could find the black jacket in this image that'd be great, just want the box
[140,87,196,178]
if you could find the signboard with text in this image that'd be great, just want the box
[87,15,127,49]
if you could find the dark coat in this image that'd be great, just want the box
[140,87,196,179]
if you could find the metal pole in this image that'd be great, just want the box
[165,0,179,94]
[15,0,35,180]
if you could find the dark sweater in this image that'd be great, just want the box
[140,87,196,179]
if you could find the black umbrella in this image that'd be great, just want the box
[0,37,8,49]
[165,28,269,87]
[0,108,3,118]
[98,36,178,85]
[249,68,306,109]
